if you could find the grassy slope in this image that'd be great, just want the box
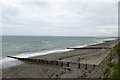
[112,41,120,79]
[103,41,120,79]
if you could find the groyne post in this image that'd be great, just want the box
[78,63,80,69]
[93,64,96,69]
[40,60,44,64]
[30,59,33,61]
[67,62,69,67]
[34,59,37,62]
[61,61,63,67]
[46,60,48,64]
[85,63,87,70]
[27,58,30,61]
[51,61,53,65]
[44,60,48,64]
[56,61,58,65]
[23,58,25,60]
[7,56,99,70]
[48,60,51,64]
[38,59,41,62]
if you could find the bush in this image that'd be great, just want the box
[107,61,112,67]
[103,74,108,79]
[112,62,120,69]
[108,52,112,61]
[112,70,120,79]
[111,62,120,79]
[103,68,109,75]
[113,42,120,56]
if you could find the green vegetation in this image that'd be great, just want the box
[103,41,120,79]
[108,52,113,61]
[113,41,120,57]
[111,62,120,79]
[112,41,120,79]
[103,68,109,78]
[107,52,113,68]
[102,51,112,78]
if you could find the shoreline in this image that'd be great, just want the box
[1,39,117,69]
[1,39,118,78]
[32,39,117,65]
[0,38,112,69]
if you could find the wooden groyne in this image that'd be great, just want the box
[67,47,112,49]
[7,56,96,71]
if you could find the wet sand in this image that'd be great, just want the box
[1,39,118,78]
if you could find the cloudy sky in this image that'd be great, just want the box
[0,0,119,36]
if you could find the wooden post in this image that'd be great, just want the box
[44,60,46,64]
[23,58,25,60]
[67,62,69,67]
[27,59,30,61]
[93,64,96,69]
[53,61,55,65]
[40,60,44,64]
[46,60,48,64]
[61,61,63,67]
[25,58,28,61]
[78,63,80,69]
[85,63,87,70]
[30,59,32,61]
[56,61,58,65]
[43,60,46,64]
[51,61,53,65]
[19,58,23,60]
[34,59,37,62]
[38,59,41,62]
[42,60,44,63]
[25,58,27,60]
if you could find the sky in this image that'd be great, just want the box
[0,0,119,37]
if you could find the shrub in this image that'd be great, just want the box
[112,70,120,79]
[113,42,120,56]
[108,52,112,61]
[107,61,112,67]
[111,62,120,79]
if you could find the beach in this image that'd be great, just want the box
[1,39,118,78]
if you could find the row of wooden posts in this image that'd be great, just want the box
[67,47,112,49]
[7,56,96,70]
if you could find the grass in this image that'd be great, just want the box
[111,62,120,79]
[103,68,109,76]
[102,41,120,79]
[108,52,112,61]
[107,51,113,68]
[113,41,120,57]
[112,70,120,79]
[112,41,120,79]
[102,51,113,78]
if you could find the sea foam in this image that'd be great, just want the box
[0,49,73,69]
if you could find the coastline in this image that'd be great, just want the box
[32,39,117,64]
[0,38,110,69]
[1,39,118,78]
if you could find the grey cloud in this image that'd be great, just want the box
[2,6,19,19]
[2,1,118,36]
[2,6,51,28]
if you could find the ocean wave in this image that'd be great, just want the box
[103,38,117,41]
[14,49,74,58]
[0,58,23,69]
[68,45,88,48]
[0,49,74,69]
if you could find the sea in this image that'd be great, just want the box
[0,36,117,69]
